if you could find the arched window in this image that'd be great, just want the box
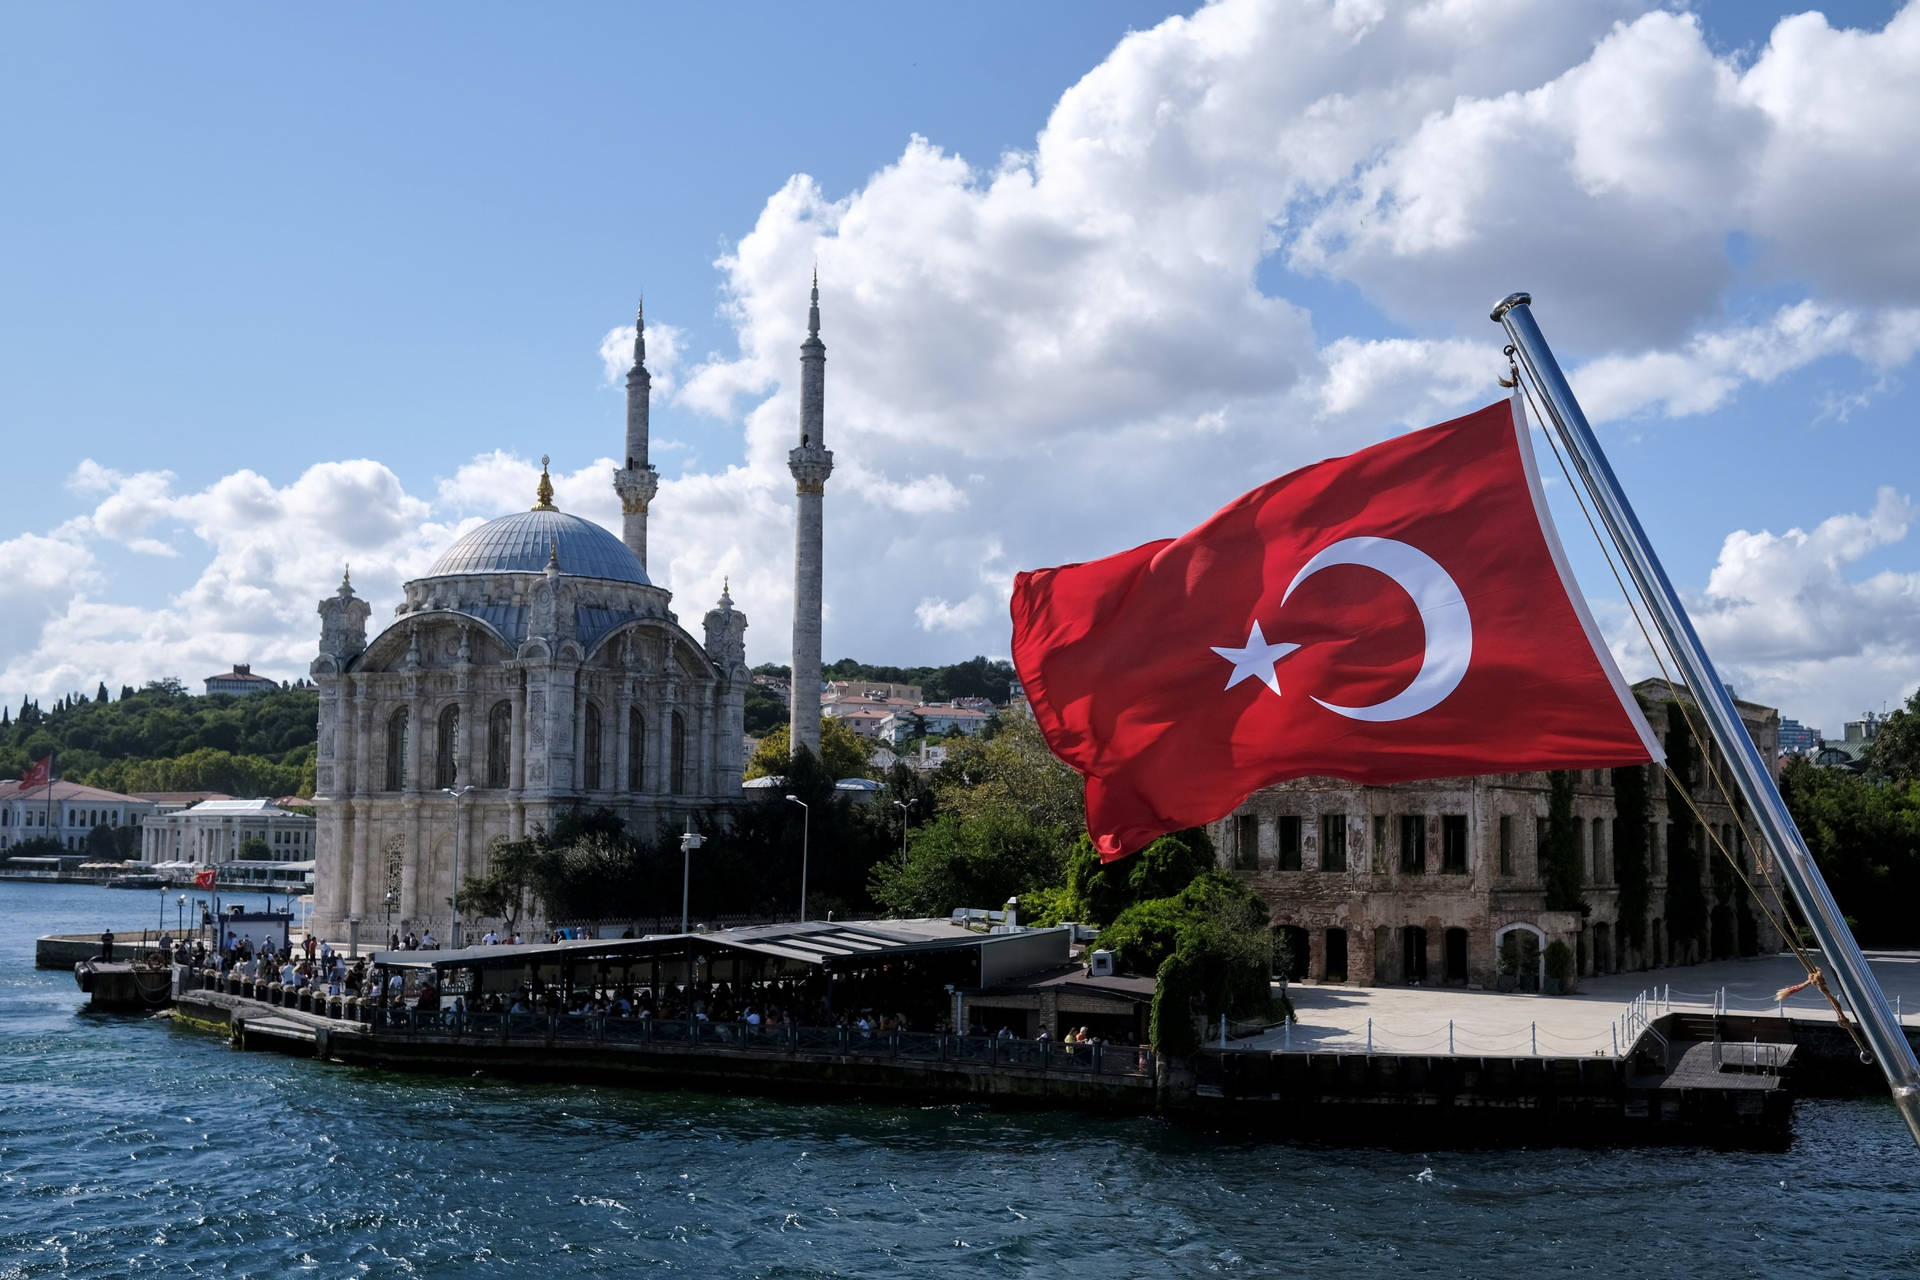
[628,708,646,791]
[584,703,603,790]
[435,704,460,790]
[487,701,512,789]
[670,711,687,795]
[385,709,410,792]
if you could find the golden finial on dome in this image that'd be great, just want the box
[533,455,556,511]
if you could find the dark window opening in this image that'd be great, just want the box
[1321,815,1347,872]
[1441,814,1468,874]
[1277,816,1302,871]
[1399,815,1425,873]
[486,701,511,789]
[584,702,603,790]
[1323,928,1348,983]
[1233,814,1259,870]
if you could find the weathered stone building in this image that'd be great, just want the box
[1210,679,1785,989]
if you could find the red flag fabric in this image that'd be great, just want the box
[20,755,50,790]
[194,867,217,889]
[1011,397,1660,861]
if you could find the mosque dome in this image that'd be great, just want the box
[426,508,650,585]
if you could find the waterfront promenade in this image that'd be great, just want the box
[1237,949,1920,1057]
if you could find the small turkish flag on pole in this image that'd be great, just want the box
[20,755,50,791]
[194,867,217,889]
[1012,397,1660,861]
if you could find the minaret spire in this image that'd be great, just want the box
[788,271,834,758]
[613,295,661,573]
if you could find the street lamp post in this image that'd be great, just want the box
[892,799,915,866]
[441,785,474,949]
[679,823,706,935]
[176,894,186,934]
[384,890,395,947]
[785,795,810,922]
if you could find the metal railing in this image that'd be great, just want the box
[355,1008,1155,1078]
[1616,990,1670,1068]
[1710,1036,1790,1074]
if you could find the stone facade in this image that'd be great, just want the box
[306,301,754,947]
[1211,680,1785,990]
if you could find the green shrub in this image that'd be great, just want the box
[1544,940,1574,983]
[1150,952,1200,1056]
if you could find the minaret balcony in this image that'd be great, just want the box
[613,466,659,514]
[787,446,834,494]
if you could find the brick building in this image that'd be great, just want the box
[1209,679,1785,990]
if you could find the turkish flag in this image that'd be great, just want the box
[1011,397,1660,861]
[20,755,50,791]
[194,867,217,889]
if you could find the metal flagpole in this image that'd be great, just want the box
[1493,292,1920,1149]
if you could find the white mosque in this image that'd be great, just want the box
[306,283,832,945]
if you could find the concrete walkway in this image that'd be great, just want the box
[1232,950,1920,1057]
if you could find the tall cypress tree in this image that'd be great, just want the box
[1613,763,1650,950]
[1543,770,1583,911]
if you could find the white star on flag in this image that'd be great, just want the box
[1211,621,1299,697]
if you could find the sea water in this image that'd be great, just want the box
[2,882,1917,1278]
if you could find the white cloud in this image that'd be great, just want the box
[915,595,992,633]
[599,318,685,393]
[1596,489,1920,730]
[1574,303,1920,423]
[8,0,1920,740]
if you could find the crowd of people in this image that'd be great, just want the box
[362,964,1139,1048]
[174,927,376,999]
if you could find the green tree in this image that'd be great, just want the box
[1150,953,1201,1056]
[1663,709,1709,960]
[868,806,1068,918]
[933,714,1082,833]
[1613,763,1651,950]
[743,719,872,781]
[239,836,270,860]
[742,684,786,735]
[1867,688,1920,786]
[1066,828,1214,928]
[1781,755,1920,945]
[1542,770,1583,911]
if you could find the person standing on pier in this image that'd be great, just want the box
[99,930,114,963]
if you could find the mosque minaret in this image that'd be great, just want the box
[787,272,833,758]
[612,300,661,573]
[305,288,759,946]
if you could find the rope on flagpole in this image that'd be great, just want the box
[1507,352,1870,1059]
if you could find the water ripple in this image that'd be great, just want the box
[6,886,1920,1276]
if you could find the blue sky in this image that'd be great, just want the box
[2,1,1916,735]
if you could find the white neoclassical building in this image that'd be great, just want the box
[304,298,783,946]
[140,798,316,867]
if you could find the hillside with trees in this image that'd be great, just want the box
[754,655,1020,705]
[0,680,317,798]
